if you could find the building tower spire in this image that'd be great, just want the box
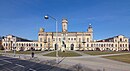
[87,23,93,33]
[87,23,93,41]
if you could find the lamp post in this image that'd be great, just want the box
[13,41,16,57]
[44,15,59,63]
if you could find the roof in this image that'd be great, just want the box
[7,34,33,42]
[97,35,127,42]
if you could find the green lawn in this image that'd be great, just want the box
[0,50,3,55]
[5,51,43,54]
[103,54,130,63]
[43,51,82,57]
[0,50,4,53]
[81,51,129,55]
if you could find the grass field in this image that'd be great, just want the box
[0,50,4,53]
[43,51,82,57]
[81,51,129,55]
[103,54,130,63]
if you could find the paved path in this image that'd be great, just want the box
[97,52,130,57]
[71,50,90,56]
[41,51,130,71]
[37,51,54,55]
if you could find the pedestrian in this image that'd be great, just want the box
[31,52,34,58]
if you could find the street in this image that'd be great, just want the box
[0,56,69,71]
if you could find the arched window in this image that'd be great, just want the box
[22,43,23,46]
[120,44,122,47]
[4,43,5,46]
[36,44,38,47]
[91,44,93,47]
[120,38,123,42]
[26,44,28,47]
[122,44,124,47]
[87,44,89,47]
[87,38,89,42]
[19,43,20,46]
[79,44,81,47]
[29,43,31,46]
[101,44,103,47]
[125,44,127,47]
[16,43,18,46]
[33,44,35,47]
[70,44,74,50]
[103,44,105,47]
[111,44,113,47]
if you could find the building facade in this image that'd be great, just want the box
[2,19,129,51]
[2,35,39,51]
[0,37,2,49]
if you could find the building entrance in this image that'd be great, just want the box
[71,44,74,50]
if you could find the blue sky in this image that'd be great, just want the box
[0,0,130,40]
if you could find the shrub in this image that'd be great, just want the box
[0,46,4,50]
[69,64,95,71]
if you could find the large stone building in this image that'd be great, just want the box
[38,19,93,51]
[2,19,129,51]
[2,35,39,51]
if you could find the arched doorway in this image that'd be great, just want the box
[55,44,58,50]
[78,44,81,50]
[30,47,35,51]
[20,47,25,51]
[96,48,100,51]
[71,44,74,50]
[106,48,110,51]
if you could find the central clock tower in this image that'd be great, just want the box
[61,19,68,51]
[62,19,68,33]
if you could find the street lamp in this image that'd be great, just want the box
[13,41,16,57]
[44,15,59,63]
